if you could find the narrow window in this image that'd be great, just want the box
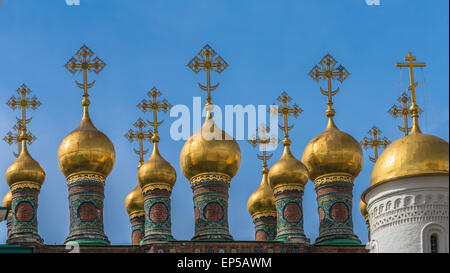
[430,234,438,253]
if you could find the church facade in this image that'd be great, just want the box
[0,46,448,254]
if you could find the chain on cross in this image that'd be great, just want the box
[125,118,153,167]
[137,87,172,143]
[396,52,426,133]
[64,45,106,107]
[309,54,349,117]
[270,92,302,146]
[187,44,228,106]
[360,126,390,163]
[388,92,423,136]
[248,124,278,173]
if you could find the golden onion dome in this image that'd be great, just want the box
[302,118,363,181]
[125,185,144,219]
[58,107,116,179]
[268,145,309,190]
[370,131,449,187]
[359,199,368,220]
[138,143,177,191]
[180,112,241,180]
[247,171,276,217]
[2,190,12,210]
[6,142,46,188]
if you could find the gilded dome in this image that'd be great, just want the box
[6,142,46,188]
[370,131,449,187]
[138,143,177,191]
[302,118,363,181]
[2,190,12,210]
[359,199,368,219]
[125,185,144,218]
[268,145,309,190]
[58,108,116,178]
[180,113,241,180]
[247,171,276,217]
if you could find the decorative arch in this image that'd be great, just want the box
[421,223,448,253]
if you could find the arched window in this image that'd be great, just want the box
[430,234,438,253]
[421,223,448,253]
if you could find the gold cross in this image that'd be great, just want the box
[125,118,153,167]
[6,84,41,131]
[187,44,228,106]
[3,121,36,158]
[360,126,390,163]
[388,92,423,136]
[137,87,172,142]
[271,92,302,146]
[64,45,106,107]
[309,54,349,117]
[396,52,426,107]
[248,124,278,173]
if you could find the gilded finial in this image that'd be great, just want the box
[308,54,349,121]
[396,52,426,134]
[3,121,36,158]
[125,118,153,168]
[187,44,228,106]
[137,87,172,143]
[388,92,423,136]
[64,45,106,108]
[4,84,41,154]
[271,92,302,146]
[360,126,390,163]
[248,124,278,173]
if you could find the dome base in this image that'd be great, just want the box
[8,187,43,246]
[273,187,308,244]
[253,215,277,241]
[191,173,233,242]
[66,177,109,247]
[142,189,175,245]
[314,174,359,246]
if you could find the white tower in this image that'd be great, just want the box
[362,53,449,253]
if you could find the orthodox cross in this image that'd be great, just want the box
[138,87,172,143]
[248,124,278,173]
[3,121,36,158]
[64,45,106,107]
[360,126,390,163]
[388,92,422,136]
[271,92,302,146]
[125,118,153,167]
[308,54,350,117]
[396,52,426,133]
[6,84,41,131]
[187,44,228,106]
[4,84,41,155]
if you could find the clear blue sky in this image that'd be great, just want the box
[0,0,448,245]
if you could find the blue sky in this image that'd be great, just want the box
[0,0,448,245]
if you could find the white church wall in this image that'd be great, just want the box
[365,175,449,253]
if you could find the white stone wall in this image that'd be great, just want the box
[365,175,449,253]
